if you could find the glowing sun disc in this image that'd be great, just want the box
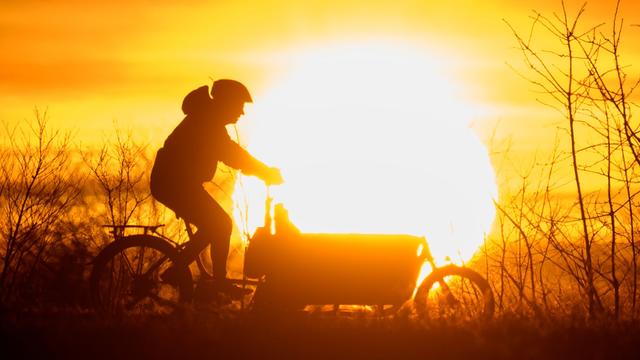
[233,41,497,263]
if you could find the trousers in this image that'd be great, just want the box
[151,183,232,279]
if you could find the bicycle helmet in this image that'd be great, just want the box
[210,79,253,103]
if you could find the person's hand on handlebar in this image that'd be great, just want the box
[263,167,284,186]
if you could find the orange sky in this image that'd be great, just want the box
[1,0,639,151]
[3,0,640,259]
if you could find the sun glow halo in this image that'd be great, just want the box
[233,42,497,264]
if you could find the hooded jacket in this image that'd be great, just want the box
[150,86,268,198]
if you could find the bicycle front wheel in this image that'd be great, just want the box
[90,235,193,315]
[414,265,494,322]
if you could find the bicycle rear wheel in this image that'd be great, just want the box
[414,265,494,322]
[90,235,193,315]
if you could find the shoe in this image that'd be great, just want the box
[160,266,181,286]
[207,279,252,300]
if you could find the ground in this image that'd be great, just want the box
[2,309,640,359]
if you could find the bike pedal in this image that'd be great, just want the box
[160,266,181,286]
[196,279,250,300]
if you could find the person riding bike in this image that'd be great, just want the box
[150,79,283,296]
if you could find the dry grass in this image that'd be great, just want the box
[2,309,640,360]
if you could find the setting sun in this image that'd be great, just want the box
[233,41,497,263]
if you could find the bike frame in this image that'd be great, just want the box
[92,184,494,319]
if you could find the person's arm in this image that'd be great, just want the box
[220,135,283,184]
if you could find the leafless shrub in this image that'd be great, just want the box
[83,127,153,229]
[0,110,82,305]
[497,0,639,319]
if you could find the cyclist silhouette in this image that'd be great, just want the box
[150,79,283,296]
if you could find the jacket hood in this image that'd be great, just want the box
[181,85,212,115]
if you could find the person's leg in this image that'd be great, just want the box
[176,187,232,279]
[169,188,249,297]
[195,201,231,280]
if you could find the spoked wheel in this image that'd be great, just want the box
[414,265,494,322]
[90,235,193,315]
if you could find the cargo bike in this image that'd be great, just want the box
[90,187,495,321]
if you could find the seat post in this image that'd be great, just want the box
[184,220,195,240]
[175,212,195,241]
